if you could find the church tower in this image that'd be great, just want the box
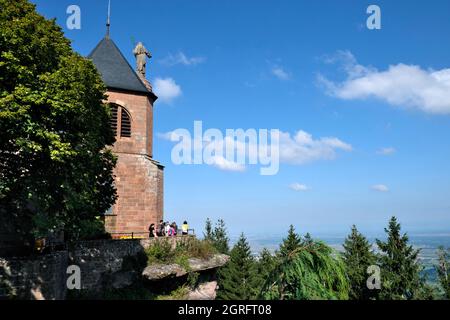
[88,20,164,237]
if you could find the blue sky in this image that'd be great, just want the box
[32,0,450,237]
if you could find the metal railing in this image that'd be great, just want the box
[109,229,196,240]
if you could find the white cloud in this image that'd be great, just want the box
[371,184,389,192]
[154,77,182,104]
[278,130,352,165]
[210,156,246,172]
[289,183,309,192]
[160,52,206,66]
[318,50,450,114]
[377,147,396,155]
[158,128,352,172]
[272,66,291,80]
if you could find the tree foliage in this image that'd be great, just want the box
[203,218,213,242]
[217,234,259,300]
[256,248,278,289]
[376,217,423,300]
[261,229,349,300]
[0,0,116,244]
[343,225,377,300]
[435,246,450,299]
[278,225,301,258]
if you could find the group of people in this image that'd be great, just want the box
[148,220,189,238]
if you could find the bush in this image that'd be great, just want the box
[145,237,217,266]
[175,237,217,260]
[145,239,173,265]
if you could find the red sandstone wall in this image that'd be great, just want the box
[106,89,153,157]
[103,89,163,236]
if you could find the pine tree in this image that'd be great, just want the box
[303,232,314,245]
[212,219,230,254]
[376,217,423,300]
[436,246,450,299]
[342,225,377,300]
[203,218,213,242]
[278,225,301,258]
[255,248,278,292]
[217,234,259,300]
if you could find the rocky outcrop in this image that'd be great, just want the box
[142,254,229,281]
[187,281,218,300]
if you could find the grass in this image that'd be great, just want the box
[145,237,217,266]
[155,286,190,300]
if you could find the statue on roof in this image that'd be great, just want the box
[133,42,152,77]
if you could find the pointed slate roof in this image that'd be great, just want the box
[88,37,152,95]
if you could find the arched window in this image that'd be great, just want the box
[109,103,131,138]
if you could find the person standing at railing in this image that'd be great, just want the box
[182,221,189,236]
[164,221,171,236]
[172,222,178,236]
[167,223,176,237]
[156,220,164,236]
[148,223,158,238]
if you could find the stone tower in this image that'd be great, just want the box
[88,36,164,237]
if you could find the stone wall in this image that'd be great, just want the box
[0,237,197,300]
[69,239,147,292]
[0,251,68,300]
[105,154,164,235]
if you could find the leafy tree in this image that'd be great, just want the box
[217,234,259,300]
[435,246,450,299]
[376,217,423,300]
[261,235,349,300]
[212,219,230,254]
[0,0,116,245]
[278,225,301,258]
[342,225,377,300]
[203,218,213,242]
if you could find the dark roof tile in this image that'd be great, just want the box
[88,37,150,94]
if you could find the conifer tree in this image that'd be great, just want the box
[278,225,301,258]
[255,248,278,292]
[203,218,213,242]
[217,234,259,300]
[436,246,450,299]
[303,232,314,245]
[343,225,377,300]
[212,219,230,254]
[376,217,423,300]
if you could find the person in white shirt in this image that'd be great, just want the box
[164,222,170,236]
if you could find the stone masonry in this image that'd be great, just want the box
[104,89,164,235]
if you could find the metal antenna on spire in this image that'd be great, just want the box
[106,0,111,38]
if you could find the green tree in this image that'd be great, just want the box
[376,217,423,300]
[261,235,349,300]
[0,0,116,245]
[278,225,301,258]
[203,218,213,242]
[212,219,230,254]
[217,234,259,300]
[303,232,314,245]
[342,225,377,300]
[255,248,278,293]
[435,246,450,299]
